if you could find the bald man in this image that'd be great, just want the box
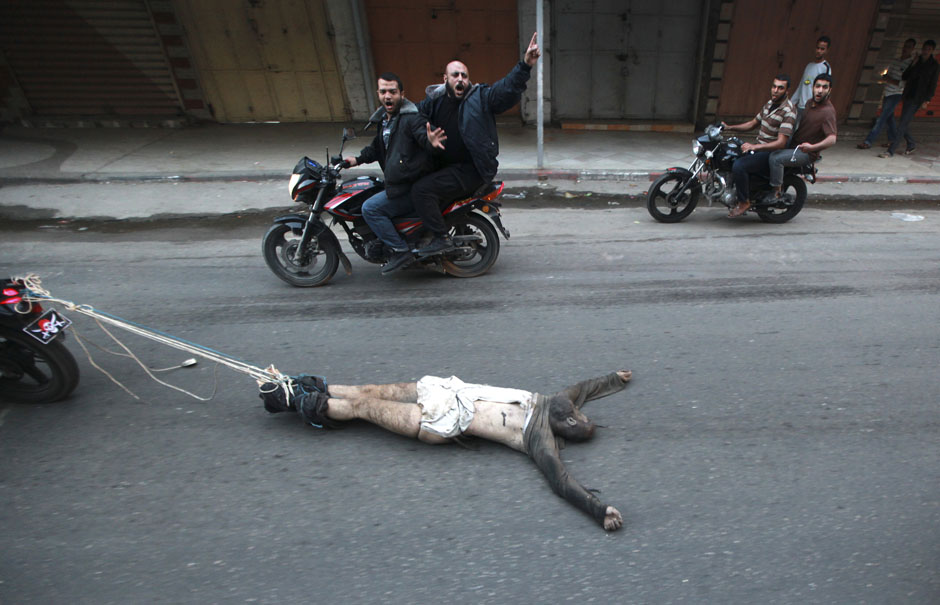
[410,33,541,258]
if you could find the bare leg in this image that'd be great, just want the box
[330,382,417,402]
[325,396,449,444]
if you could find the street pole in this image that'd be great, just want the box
[536,0,544,169]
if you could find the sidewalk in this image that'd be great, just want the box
[0,121,937,220]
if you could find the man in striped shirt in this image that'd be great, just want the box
[722,74,798,217]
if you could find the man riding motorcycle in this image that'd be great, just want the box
[343,72,445,274]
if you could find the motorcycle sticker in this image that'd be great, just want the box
[23,309,72,344]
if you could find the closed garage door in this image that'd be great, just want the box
[552,0,702,120]
[0,0,181,117]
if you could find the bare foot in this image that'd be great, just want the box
[616,370,632,383]
[603,506,623,531]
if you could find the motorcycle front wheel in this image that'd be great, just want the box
[647,171,700,223]
[262,223,339,287]
[442,214,500,278]
[0,324,80,403]
[756,174,807,223]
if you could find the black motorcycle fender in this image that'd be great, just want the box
[664,167,701,196]
[271,213,352,275]
[479,207,510,239]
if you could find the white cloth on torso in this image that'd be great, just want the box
[416,375,534,438]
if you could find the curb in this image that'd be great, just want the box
[2,170,938,186]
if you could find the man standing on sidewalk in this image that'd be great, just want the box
[791,36,832,112]
[723,74,798,218]
[881,39,939,158]
[343,73,444,274]
[410,32,541,258]
[858,38,916,150]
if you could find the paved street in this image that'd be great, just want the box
[1,201,938,603]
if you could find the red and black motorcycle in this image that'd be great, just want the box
[262,129,509,287]
[0,278,79,403]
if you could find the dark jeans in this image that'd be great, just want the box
[410,163,484,236]
[361,190,413,251]
[864,94,908,146]
[887,98,920,155]
[731,151,771,203]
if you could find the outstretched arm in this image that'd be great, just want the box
[482,32,540,115]
[526,422,622,531]
[558,370,632,410]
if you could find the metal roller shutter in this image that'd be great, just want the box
[0,0,180,117]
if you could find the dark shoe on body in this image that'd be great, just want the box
[381,249,415,274]
[414,234,455,258]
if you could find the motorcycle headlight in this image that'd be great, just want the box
[288,173,301,199]
[692,140,703,155]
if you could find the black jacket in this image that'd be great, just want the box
[355,98,434,198]
[418,61,532,183]
[902,55,939,105]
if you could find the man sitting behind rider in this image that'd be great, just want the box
[343,73,445,274]
[722,74,797,218]
[767,73,837,201]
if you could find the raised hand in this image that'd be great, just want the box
[524,32,541,66]
[427,123,447,150]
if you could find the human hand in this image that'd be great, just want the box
[343,157,357,167]
[922,101,930,110]
[603,506,623,531]
[616,370,632,383]
[741,142,755,153]
[796,142,811,153]
[524,32,541,66]
[427,123,447,150]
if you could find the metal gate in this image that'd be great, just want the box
[0,0,181,116]
[363,0,520,113]
[173,0,349,122]
[552,0,702,120]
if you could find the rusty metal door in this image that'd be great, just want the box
[363,0,520,113]
[552,0,703,120]
[718,0,879,119]
[173,0,349,122]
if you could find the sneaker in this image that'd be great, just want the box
[414,234,455,258]
[380,249,415,274]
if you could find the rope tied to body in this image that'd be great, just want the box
[14,273,297,402]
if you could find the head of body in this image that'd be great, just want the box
[814,36,831,62]
[770,73,790,104]
[443,61,471,99]
[920,39,937,60]
[812,73,833,105]
[901,38,917,60]
[377,72,404,117]
[548,396,596,442]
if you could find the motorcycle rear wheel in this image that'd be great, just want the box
[647,171,700,223]
[262,223,339,287]
[756,174,806,223]
[0,324,79,403]
[442,214,500,278]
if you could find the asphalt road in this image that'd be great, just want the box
[1,202,938,604]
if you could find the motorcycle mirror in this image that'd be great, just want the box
[342,127,356,141]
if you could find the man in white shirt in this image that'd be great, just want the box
[791,36,832,111]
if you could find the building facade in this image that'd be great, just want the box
[1,0,937,127]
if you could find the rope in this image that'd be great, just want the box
[13,274,292,402]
